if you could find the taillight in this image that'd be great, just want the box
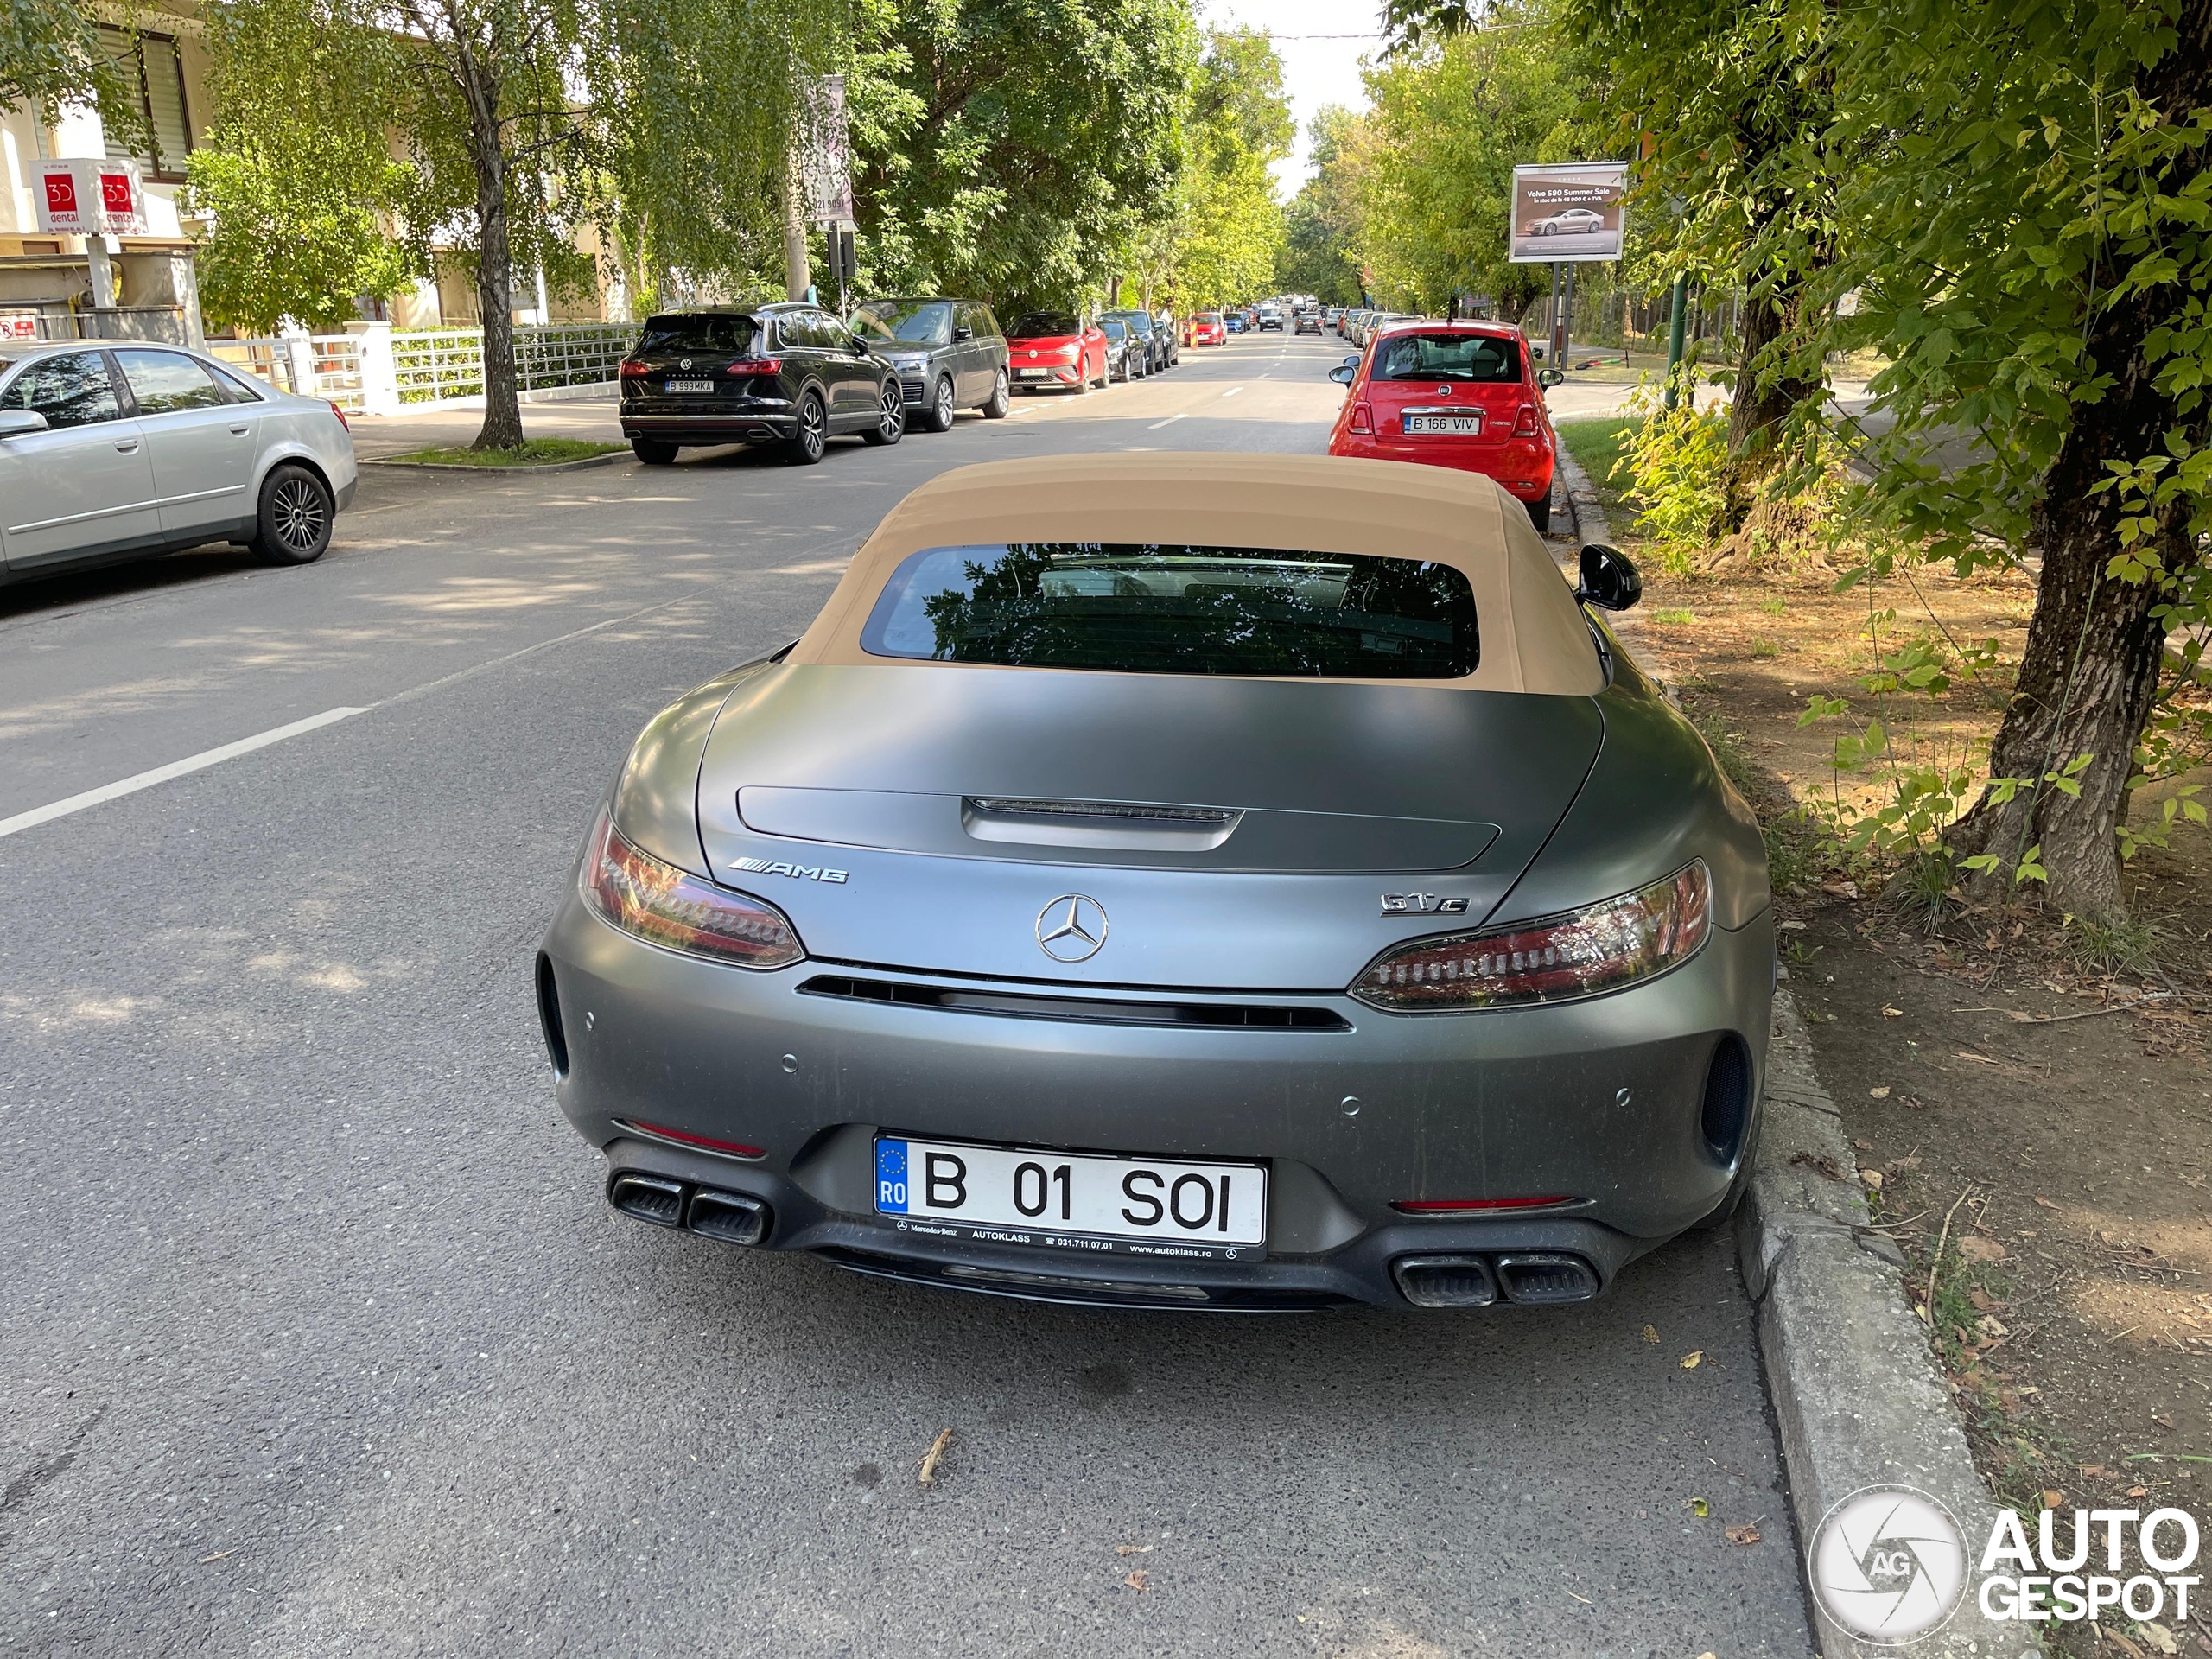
[1351,862,1711,1012]
[1349,403,1373,434]
[725,358,781,377]
[1392,1196,1576,1214]
[582,810,804,969]
[1513,404,1538,437]
[620,359,652,377]
[327,401,348,429]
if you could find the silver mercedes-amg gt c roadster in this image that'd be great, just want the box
[537,454,1774,1310]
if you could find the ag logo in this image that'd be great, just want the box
[1808,1484,1967,1644]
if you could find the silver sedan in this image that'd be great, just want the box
[0,339,356,583]
[537,454,1775,1311]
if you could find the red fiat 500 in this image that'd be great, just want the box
[1191,313,1227,347]
[1327,321,1562,532]
[1006,311,1109,393]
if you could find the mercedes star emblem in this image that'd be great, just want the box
[1035,894,1109,963]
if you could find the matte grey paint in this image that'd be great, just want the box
[546,635,1776,1307]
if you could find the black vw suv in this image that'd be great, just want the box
[618,304,905,465]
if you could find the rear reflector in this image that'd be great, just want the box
[1393,1255,1497,1308]
[617,1118,766,1160]
[1391,1196,1575,1214]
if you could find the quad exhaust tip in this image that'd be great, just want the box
[606,1172,771,1246]
[1393,1250,1599,1308]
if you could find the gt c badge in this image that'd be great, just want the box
[1382,893,1469,917]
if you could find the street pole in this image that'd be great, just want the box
[1663,273,1688,410]
[1548,262,1564,368]
[782,155,810,302]
[1560,263,1576,371]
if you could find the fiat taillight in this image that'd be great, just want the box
[1513,404,1538,437]
[1350,402,1373,434]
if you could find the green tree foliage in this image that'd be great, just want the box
[1,0,144,144]
[1275,106,1370,307]
[1357,16,1586,317]
[1163,26,1291,309]
[844,0,1197,315]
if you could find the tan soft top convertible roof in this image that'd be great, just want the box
[789,453,1603,695]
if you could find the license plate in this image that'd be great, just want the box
[874,1135,1267,1260]
[664,378,714,393]
[1405,414,1483,435]
[1014,368,1049,379]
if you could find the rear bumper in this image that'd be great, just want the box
[1328,434,1555,500]
[621,409,796,444]
[538,890,1774,1310]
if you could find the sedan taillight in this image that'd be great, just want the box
[582,810,804,969]
[1351,863,1711,1012]
[725,358,782,377]
[1349,402,1373,434]
[620,360,652,377]
[1513,404,1538,437]
[327,401,349,429]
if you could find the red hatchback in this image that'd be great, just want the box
[1191,312,1227,347]
[1006,310,1109,394]
[1327,321,1562,531]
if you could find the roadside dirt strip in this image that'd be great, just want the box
[1554,445,2031,1658]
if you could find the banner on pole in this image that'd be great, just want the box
[801,74,853,227]
[1508,161,1626,264]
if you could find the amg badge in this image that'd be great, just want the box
[1381,893,1469,916]
[731,857,849,883]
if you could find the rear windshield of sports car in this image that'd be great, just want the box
[859,543,1479,678]
[1371,332,1522,383]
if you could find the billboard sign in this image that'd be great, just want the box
[1508,161,1627,264]
[801,74,853,226]
[33,158,147,236]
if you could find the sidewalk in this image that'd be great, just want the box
[346,396,625,461]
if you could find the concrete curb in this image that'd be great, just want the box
[1743,995,2030,1656]
[359,449,630,474]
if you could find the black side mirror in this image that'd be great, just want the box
[1328,365,1356,385]
[1575,543,1642,611]
[953,326,974,342]
[1536,366,1565,389]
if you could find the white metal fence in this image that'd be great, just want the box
[207,321,633,415]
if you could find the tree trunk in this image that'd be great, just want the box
[1721,276,1819,526]
[457,48,522,449]
[1948,6,2210,917]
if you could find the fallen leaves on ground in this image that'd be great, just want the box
[1123,1569,1149,1592]
[1790,1150,1847,1181]
[1726,1523,1763,1546]
[1881,1005,1904,1019]
[1115,1544,1154,1556]
[1869,1085,1892,1099]
[917,1427,954,1486]
[1642,1325,1659,1344]
[1861,1168,1885,1190]
[1689,1497,1710,1517]
[1680,1351,1704,1370]
[1958,1235,2005,1262]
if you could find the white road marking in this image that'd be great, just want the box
[1221,386,1244,398]
[0,708,366,841]
[1147,413,1187,430]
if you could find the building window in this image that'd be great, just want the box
[99,28,194,183]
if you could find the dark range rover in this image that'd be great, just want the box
[847,298,1011,431]
[618,304,905,465]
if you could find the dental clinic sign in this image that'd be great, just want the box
[1810,1484,2202,1644]
[32,158,148,237]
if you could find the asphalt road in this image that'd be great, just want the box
[0,331,1815,1657]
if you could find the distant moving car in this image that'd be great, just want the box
[1257,302,1284,331]
[849,298,1011,432]
[1224,314,1247,334]
[1006,312,1108,394]
[1294,311,1323,335]
[1192,313,1227,347]
[621,305,904,465]
[1525,207,1606,238]
[1327,321,1562,532]
[539,452,1771,1313]
[1097,317,1140,380]
[0,339,356,581]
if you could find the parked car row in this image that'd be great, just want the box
[620,296,1205,466]
[0,339,357,585]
